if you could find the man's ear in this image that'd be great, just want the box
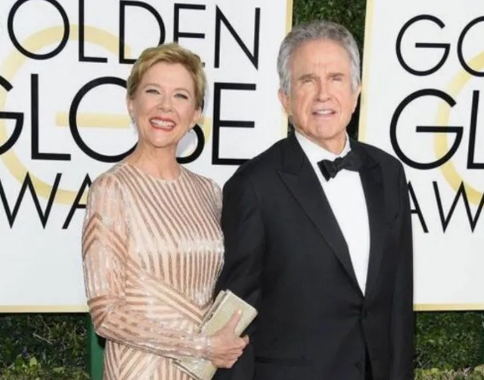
[278,88,291,115]
[352,84,362,113]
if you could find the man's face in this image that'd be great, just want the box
[279,39,361,153]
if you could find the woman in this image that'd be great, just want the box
[82,43,247,380]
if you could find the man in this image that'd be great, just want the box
[214,20,413,380]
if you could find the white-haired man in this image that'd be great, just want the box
[214,20,414,380]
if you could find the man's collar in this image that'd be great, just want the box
[295,131,351,165]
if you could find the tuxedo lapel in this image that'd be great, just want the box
[351,140,387,299]
[278,134,360,291]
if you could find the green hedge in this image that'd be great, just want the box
[0,314,87,378]
[415,312,484,370]
[0,356,89,380]
[293,0,366,50]
[0,312,483,378]
[415,367,484,380]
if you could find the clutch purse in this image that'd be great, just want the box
[174,290,257,380]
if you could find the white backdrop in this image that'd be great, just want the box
[0,0,292,312]
[360,0,484,310]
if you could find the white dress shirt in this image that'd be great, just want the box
[295,131,371,294]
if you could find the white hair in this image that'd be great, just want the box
[277,20,361,94]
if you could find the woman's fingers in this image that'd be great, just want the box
[224,310,242,333]
[241,334,249,345]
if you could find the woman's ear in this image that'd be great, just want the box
[192,106,202,127]
[126,96,134,120]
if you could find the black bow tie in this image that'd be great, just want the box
[317,150,362,181]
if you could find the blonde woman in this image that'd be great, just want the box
[82,43,247,380]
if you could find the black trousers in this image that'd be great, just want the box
[365,351,374,380]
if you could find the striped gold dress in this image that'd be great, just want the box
[82,162,224,380]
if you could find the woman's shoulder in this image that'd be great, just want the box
[182,166,219,187]
[90,163,128,193]
[182,167,221,195]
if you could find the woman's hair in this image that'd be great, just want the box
[127,43,206,109]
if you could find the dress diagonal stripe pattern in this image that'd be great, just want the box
[82,162,224,380]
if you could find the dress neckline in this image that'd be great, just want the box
[121,161,185,184]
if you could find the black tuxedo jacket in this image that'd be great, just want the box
[214,133,414,380]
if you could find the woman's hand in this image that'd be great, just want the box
[207,311,249,368]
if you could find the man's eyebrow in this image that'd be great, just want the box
[297,73,317,81]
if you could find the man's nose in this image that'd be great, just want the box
[316,81,330,101]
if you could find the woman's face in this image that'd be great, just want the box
[127,62,201,153]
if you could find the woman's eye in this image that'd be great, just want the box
[146,88,159,94]
[175,93,189,100]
